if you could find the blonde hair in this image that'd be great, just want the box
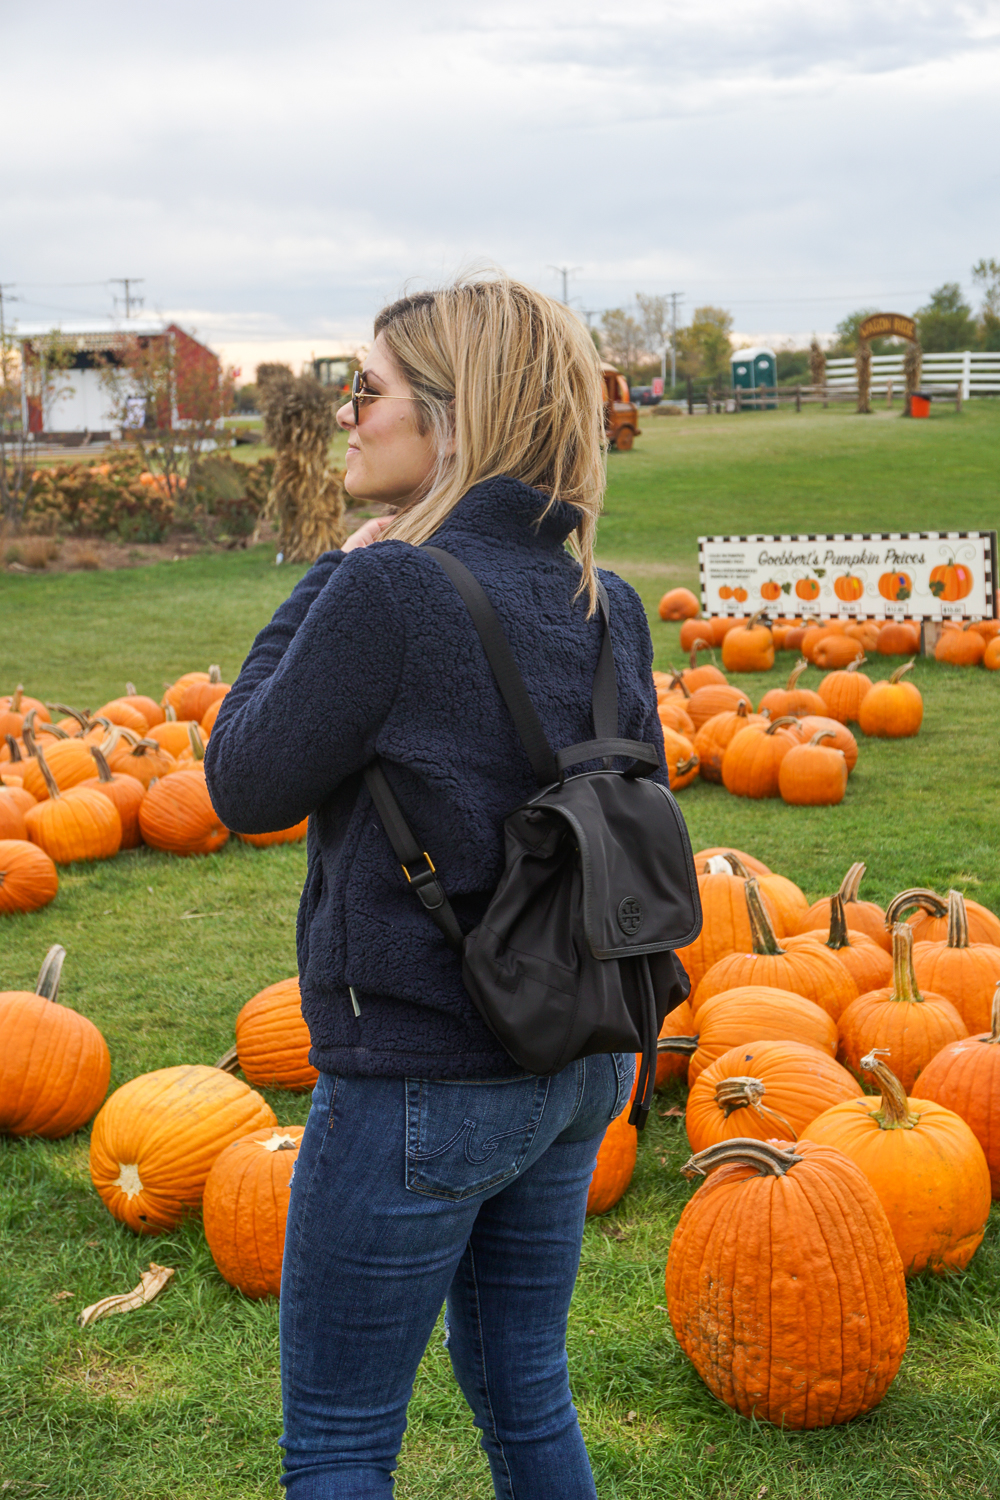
[373,275,607,613]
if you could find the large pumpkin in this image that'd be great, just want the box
[797,893,893,995]
[0,838,58,914]
[0,945,110,1137]
[77,747,146,850]
[685,684,751,733]
[885,887,1000,948]
[934,624,985,667]
[757,659,826,719]
[720,612,774,673]
[103,729,178,788]
[910,889,1000,1034]
[691,846,771,877]
[24,747,122,865]
[202,1125,304,1298]
[817,659,872,724]
[587,1061,638,1215]
[693,878,859,1022]
[685,1038,862,1152]
[666,1137,908,1428]
[794,714,859,773]
[777,730,848,807]
[798,861,890,951]
[837,923,968,1092]
[721,717,802,799]
[675,856,790,994]
[856,662,923,738]
[230,977,318,1091]
[693,702,768,784]
[139,767,229,856]
[658,588,700,621]
[676,984,838,1087]
[802,1049,991,1275]
[89,1064,277,1233]
[914,983,1000,1196]
[877,621,920,656]
[812,635,864,671]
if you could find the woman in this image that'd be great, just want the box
[205,277,668,1498]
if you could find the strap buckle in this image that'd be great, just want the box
[402,852,436,883]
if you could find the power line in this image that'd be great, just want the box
[110,277,144,318]
[548,265,582,304]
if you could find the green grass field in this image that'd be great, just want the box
[2,403,999,1498]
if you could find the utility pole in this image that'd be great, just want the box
[111,278,144,319]
[548,265,581,304]
[0,283,20,392]
[669,291,683,391]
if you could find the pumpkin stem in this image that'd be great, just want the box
[946,888,970,950]
[21,713,40,754]
[860,1049,918,1129]
[787,659,810,690]
[37,721,70,741]
[208,664,222,684]
[126,682,139,697]
[838,861,867,905]
[984,983,1000,1046]
[90,746,115,784]
[33,744,62,801]
[47,703,89,733]
[888,922,923,1004]
[714,1075,798,1138]
[765,715,798,736]
[187,723,206,761]
[681,1137,804,1181]
[688,641,714,667]
[656,1034,699,1057]
[885,887,947,929]
[889,659,916,685]
[165,703,177,722]
[704,855,733,875]
[845,657,867,673]
[825,893,851,951]
[4,734,23,762]
[214,1045,241,1074]
[746,877,786,956]
[808,729,838,747]
[35,943,66,1002]
[10,685,23,713]
[667,670,692,699]
[721,852,752,879]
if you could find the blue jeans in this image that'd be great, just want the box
[279,1051,635,1498]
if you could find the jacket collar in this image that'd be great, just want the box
[432,475,582,551]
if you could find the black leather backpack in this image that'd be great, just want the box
[364,547,702,1129]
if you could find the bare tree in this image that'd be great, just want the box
[599,309,646,381]
[1,329,73,531]
[635,294,670,374]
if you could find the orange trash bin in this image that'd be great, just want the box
[910,392,931,418]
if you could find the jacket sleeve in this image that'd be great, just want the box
[204,548,406,833]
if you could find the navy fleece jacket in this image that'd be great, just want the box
[205,476,668,1079]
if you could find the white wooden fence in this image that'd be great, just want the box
[826,351,1000,400]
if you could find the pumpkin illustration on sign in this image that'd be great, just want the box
[834,574,864,602]
[796,577,821,601]
[760,580,785,601]
[929,550,973,601]
[879,572,911,602]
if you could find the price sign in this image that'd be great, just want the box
[698,532,998,621]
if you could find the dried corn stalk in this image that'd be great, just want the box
[78,1263,175,1327]
[808,337,826,389]
[856,339,872,415]
[902,340,923,414]
[257,367,347,561]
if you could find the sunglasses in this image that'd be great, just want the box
[351,369,418,425]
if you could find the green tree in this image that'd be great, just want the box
[915,283,976,352]
[676,306,733,386]
[599,308,645,381]
[972,258,1000,351]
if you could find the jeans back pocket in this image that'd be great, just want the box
[405,1074,550,1201]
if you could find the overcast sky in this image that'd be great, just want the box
[5,1,999,373]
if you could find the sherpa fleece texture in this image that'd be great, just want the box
[205,475,668,1079]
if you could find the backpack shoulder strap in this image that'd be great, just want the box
[362,762,464,953]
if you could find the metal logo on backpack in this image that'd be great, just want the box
[617,897,644,936]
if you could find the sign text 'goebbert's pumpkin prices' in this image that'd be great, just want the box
[698,532,998,621]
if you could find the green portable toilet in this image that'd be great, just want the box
[730,347,777,409]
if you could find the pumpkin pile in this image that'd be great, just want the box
[0,669,307,915]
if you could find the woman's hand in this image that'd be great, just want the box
[341,515,393,553]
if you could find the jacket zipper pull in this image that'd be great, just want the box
[349,986,361,1017]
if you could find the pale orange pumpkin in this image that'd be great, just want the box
[0,945,110,1137]
[203,1125,304,1298]
[0,839,58,914]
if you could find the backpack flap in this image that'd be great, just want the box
[532,770,702,959]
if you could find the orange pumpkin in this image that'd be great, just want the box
[685,1038,862,1152]
[812,635,865,671]
[586,1061,638,1215]
[203,1125,305,1298]
[692,702,767,784]
[90,1064,277,1234]
[757,659,826,719]
[681,984,838,1086]
[721,717,802,799]
[797,893,893,995]
[798,861,890,951]
[836,923,967,1092]
[230,977,318,1090]
[795,715,858,773]
[665,1137,907,1429]
[122,683,166,728]
[720,612,775,673]
[180,665,231,723]
[93,697,149,734]
[676,645,728,693]
[856,661,923,738]
[885,887,1000,948]
[985,636,1000,671]
[658,588,700,621]
[777,730,848,807]
[817,659,872,724]
[934,624,985,667]
[833,573,864,602]
[910,889,1000,1034]
[18,733,97,801]
[0,945,111,1138]
[795,577,821,601]
[929,560,973,602]
[103,729,178,787]
[914,983,1000,1196]
[678,620,716,653]
[0,838,58,914]
[23,747,122,865]
[691,846,771,877]
[147,718,204,759]
[878,572,912,602]
[675,856,790,994]
[656,1001,696,1088]
[693,878,859,1022]
[802,1049,991,1275]
[237,820,309,849]
[138,768,229,856]
[877,621,920,655]
[0,789,27,842]
[76,747,146,850]
[686,684,752,732]
[161,670,211,716]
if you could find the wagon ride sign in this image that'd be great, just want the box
[699,532,998,621]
